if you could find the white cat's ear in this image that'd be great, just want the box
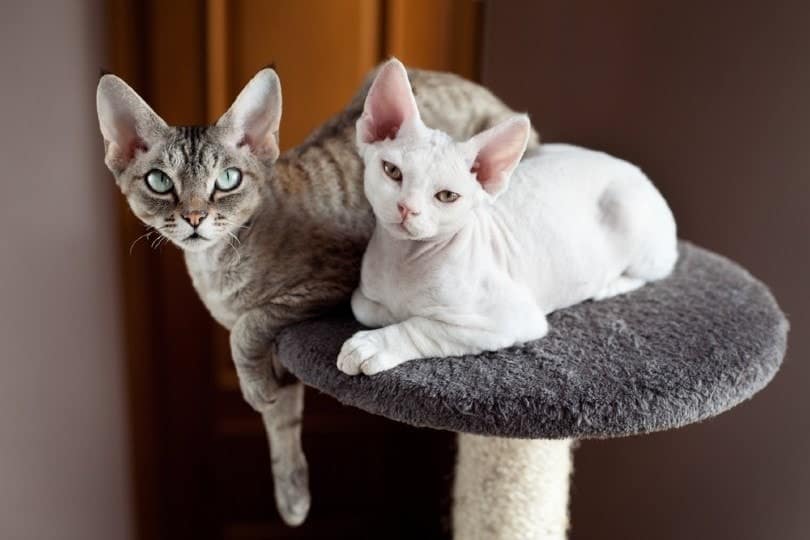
[96,74,168,172]
[217,68,282,161]
[466,115,531,198]
[357,58,421,145]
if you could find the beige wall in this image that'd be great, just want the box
[0,2,133,539]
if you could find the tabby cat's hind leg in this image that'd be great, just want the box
[262,381,310,526]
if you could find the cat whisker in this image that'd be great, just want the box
[129,230,154,255]
[225,235,242,265]
[150,234,168,250]
[129,223,177,254]
[220,217,251,231]
[226,230,242,246]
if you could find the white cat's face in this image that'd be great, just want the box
[360,121,486,240]
[357,59,531,242]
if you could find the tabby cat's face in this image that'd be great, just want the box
[97,69,282,251]
[114,126,265,251]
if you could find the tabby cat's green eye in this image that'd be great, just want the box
[145,169,173,194]
[435,190,460,203]
[216,167,243,191]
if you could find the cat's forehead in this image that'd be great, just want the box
[409,139,470,177]
[158,125,226,174]
[382,127,461,163]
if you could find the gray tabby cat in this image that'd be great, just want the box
[96,64,539,526]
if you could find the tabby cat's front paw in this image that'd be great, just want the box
[337,330,402,375]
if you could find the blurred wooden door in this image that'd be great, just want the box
[106,1,480,539]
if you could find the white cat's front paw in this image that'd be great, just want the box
[337,330,402,376]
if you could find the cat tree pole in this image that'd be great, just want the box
[277,242,787,539]
[454,436,572,539]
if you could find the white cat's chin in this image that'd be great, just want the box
[382,222,435,241]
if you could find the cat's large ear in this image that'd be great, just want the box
[96,75,168,173]
[217,68,282,161]
[357,58,421,145]
[465,115,531,198]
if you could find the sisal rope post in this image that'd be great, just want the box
[453,435,573,540]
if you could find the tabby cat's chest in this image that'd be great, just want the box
[185,249,250,330]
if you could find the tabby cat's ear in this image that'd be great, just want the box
[357,58,421,145]
[217,68,282,161]
[465,115,531,198]
[96,75,168,173]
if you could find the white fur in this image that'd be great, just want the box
[338,59,677,375]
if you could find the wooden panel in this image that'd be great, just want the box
[108,1,217,539]
[105,2,159,540]
[228,0,381,150]
[205,0,240,410]
[143,4,218,539]
[385,0,482,79]
[206,0,230,121]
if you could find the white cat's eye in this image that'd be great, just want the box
[382,160,402,182]
[145,169,174,194]
[216,167,243,191]
[435,190,460,203]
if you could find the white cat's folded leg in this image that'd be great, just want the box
[350,288,397,327]
[592,275,645,301]
[337,316,465,375]
[337,313,545,376]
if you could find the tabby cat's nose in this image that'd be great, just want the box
[182,210,208,228]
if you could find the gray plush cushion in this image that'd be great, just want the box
[277,242,788,439]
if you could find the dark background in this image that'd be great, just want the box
[482,2,809,539]
[0,1,806,539]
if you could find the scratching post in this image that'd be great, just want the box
[453,436,572,540]
[276,241,788,538]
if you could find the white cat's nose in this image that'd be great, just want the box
[397,202,420,221]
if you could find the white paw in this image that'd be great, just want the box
[337,331,402,376]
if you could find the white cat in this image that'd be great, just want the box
[337,59,678,376]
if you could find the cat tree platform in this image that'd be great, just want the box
[276,241,787,538]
